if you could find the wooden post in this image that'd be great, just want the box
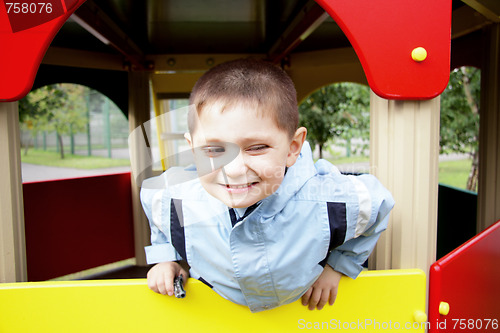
[128,72,152,266]
[0,102,27,282]
[369,92,440,272]
[478,23,500,232]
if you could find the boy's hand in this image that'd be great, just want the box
[147,261,189,296]
[301,264,342,310]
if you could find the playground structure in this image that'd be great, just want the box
[1,0,499,331]
[1,270,427,332]
[428,220,500,333]
[1,214,498,332]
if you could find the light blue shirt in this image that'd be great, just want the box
[141,142,394,312]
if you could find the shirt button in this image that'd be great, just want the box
[316,160,330,175]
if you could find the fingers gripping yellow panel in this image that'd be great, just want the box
[0,269,426,332]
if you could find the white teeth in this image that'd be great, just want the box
[227,184,250,189]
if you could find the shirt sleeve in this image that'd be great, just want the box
[326,174,394,279]
[141,175,183,264]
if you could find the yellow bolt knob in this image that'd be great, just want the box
[412,47,427,62]
[439,301,450,316]
[414,310,427,323]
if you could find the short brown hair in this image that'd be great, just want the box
[188,58,298,138]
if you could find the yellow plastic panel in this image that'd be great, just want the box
[0,269,426,332]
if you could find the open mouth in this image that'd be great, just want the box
[226,182,257,189]
[222,182,259,193]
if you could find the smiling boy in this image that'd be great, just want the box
[141,58,394,313]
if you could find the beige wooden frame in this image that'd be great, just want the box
[369,93,440,272]
[0,102,27,283]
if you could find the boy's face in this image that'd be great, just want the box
[185,103,306,208]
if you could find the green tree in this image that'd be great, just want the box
[48,84,88,159]
[333,83,370,156]
[440,67,480,191]
[298,82,370,159]
[19,85,65,155]
[19,84,89,159]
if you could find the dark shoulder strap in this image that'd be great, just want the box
[319,202,348,266]
[170,199,187,261]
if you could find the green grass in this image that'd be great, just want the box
[21,149,130,169]
[438,158,473,191]
[329,155,370,165]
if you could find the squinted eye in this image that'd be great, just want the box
[247,145,269,153]
[202,146,225,157]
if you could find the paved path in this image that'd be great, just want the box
[21,147,131,183]
[21,163,131,183]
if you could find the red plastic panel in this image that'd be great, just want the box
[0,0,85,102]
[429,220,500,333]
[23,173,135,281]
[2,1,452,102]
[315,0,452,100]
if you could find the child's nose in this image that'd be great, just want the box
[222,151,247,178]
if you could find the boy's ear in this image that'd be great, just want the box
[184,132,193,148]
[286,127,307,167]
